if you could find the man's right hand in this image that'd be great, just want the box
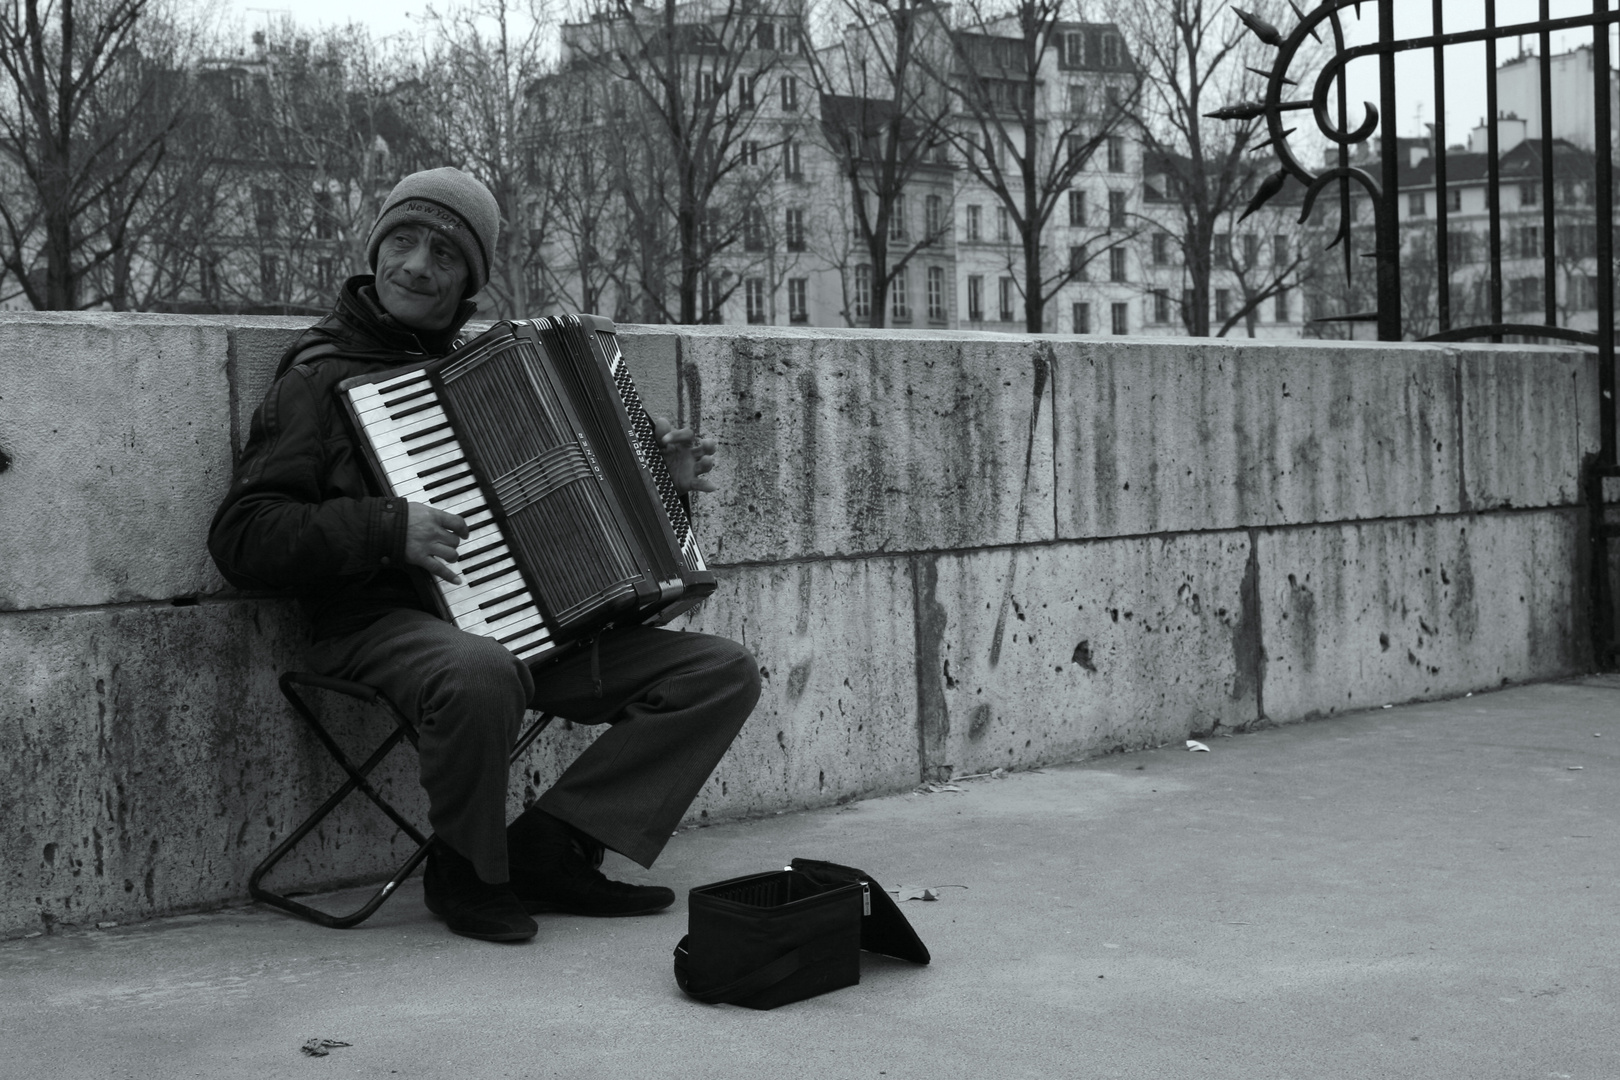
[405,501,469,584]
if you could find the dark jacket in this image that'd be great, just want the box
[208,275,478,640]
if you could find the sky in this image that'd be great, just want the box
[1314,0,1618,139]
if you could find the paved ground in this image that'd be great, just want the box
[2,678,1617,1080]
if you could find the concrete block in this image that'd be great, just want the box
[0,313,234,610]
[1458,345,1595,511]
[674,326,1055,563]
[1054,338,1459,538]
[1260,510,1587,723]
[670,557,922,822]
[0,601,436,937]
[916,533,1260,779]
[224,319,312,463]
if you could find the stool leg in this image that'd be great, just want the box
[250,676,554,930]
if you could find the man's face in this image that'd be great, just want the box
[374,223,469,331]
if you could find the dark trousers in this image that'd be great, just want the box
[309,608,760,882]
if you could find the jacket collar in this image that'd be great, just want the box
[276,275,479,378]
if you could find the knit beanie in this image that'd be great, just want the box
[366,167,500,297]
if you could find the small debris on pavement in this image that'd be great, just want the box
[300,1039,351,1058]
[1186,740,1210,752]
[949,768,1008,782]
[914,782,965,794]
[1382,704,1393,709]
[886,885,968,902]
[1568,766,1584,771]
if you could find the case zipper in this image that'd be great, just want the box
[861,881,871,916]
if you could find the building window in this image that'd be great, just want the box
[744,206,766,251]
[745,278,768,324]
[1073,302,1091,334]
[1109,246,1126,282]
[927,265,946,321]
[1517,225,1541,259]
[967,275,984,321]
[1152,232,1170,265]
[1215,288,1231,322]
[854,264,872,320]
[782,139,803,180]
[1110,301,1127,334]
[1447,187,1462,212]
[1062,31,1083,67]
[1408,191,1426,216]
[1510,276,1542,311]
[699,71,723,104]
[701,275,723,323]
[1102,32,1122,67]
[1068,243,1088,281]
[998,276,1015,321]
[891,266,910,320]
[1106,136,1124,172]
[741,140,760,167]
[966,204,982,241]
[738,73,756,109]
[756,21,775,49]
[1242,233,1259,266]
[997,205,1010,242]
[1068,83,1088,116]
[889,195,906,241]
[788,277,808,322]
[260,253,278,296]
[780,75,798,111]
[1272,233,1288,266]
[924,194,943,244]
[1153,289,1170,323]
[1108,190,1126,229]
[1447,231,1474,264]
[1068,189,1086,227]
[1274,288,1289,322]
[1214,232,1230,269]
[1521,182,1539,208]
[785,207,806,251]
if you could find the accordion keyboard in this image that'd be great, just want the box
[348,367,556,664]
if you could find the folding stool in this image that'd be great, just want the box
[249,670,554,928]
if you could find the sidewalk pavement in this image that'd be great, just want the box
[2,678,1616,1080]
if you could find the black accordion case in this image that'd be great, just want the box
[673,858,930,1010]
[338,314,715,667]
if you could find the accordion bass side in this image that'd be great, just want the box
[338,314,716,667]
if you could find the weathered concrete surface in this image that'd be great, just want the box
[1458,347,1595,511]
[0,314,235,610]
[0,315,1600,937]
[0,600,443,935]
[1,681,1614,1080]
[1052,338,1594,539]
[678,326,1055,563]
[1261,510,1588,722]
[915,533,1259,779]
[677,558,922,820]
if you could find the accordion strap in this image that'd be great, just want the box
[671,934,827,1005]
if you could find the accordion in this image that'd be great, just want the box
[338,314,715,667]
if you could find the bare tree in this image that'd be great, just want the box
[926,0,1138,332]
[413,0,555,319]
[803,0,953,326]
[0,0,194,308]
[568,0,795,324]
[1111,0,1313,336]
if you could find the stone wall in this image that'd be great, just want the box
[0,314,1596,936]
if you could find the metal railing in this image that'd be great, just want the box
[1217,0,1620,662]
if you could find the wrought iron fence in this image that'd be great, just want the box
[1217,0,1620,661]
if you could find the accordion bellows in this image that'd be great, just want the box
[340,314,715,666]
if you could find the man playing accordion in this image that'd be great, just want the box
[209,167,760,943]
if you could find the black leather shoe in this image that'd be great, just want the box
[423,843,538,942]
[507,807,675,917]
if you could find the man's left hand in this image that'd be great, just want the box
[653,416,718,494]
